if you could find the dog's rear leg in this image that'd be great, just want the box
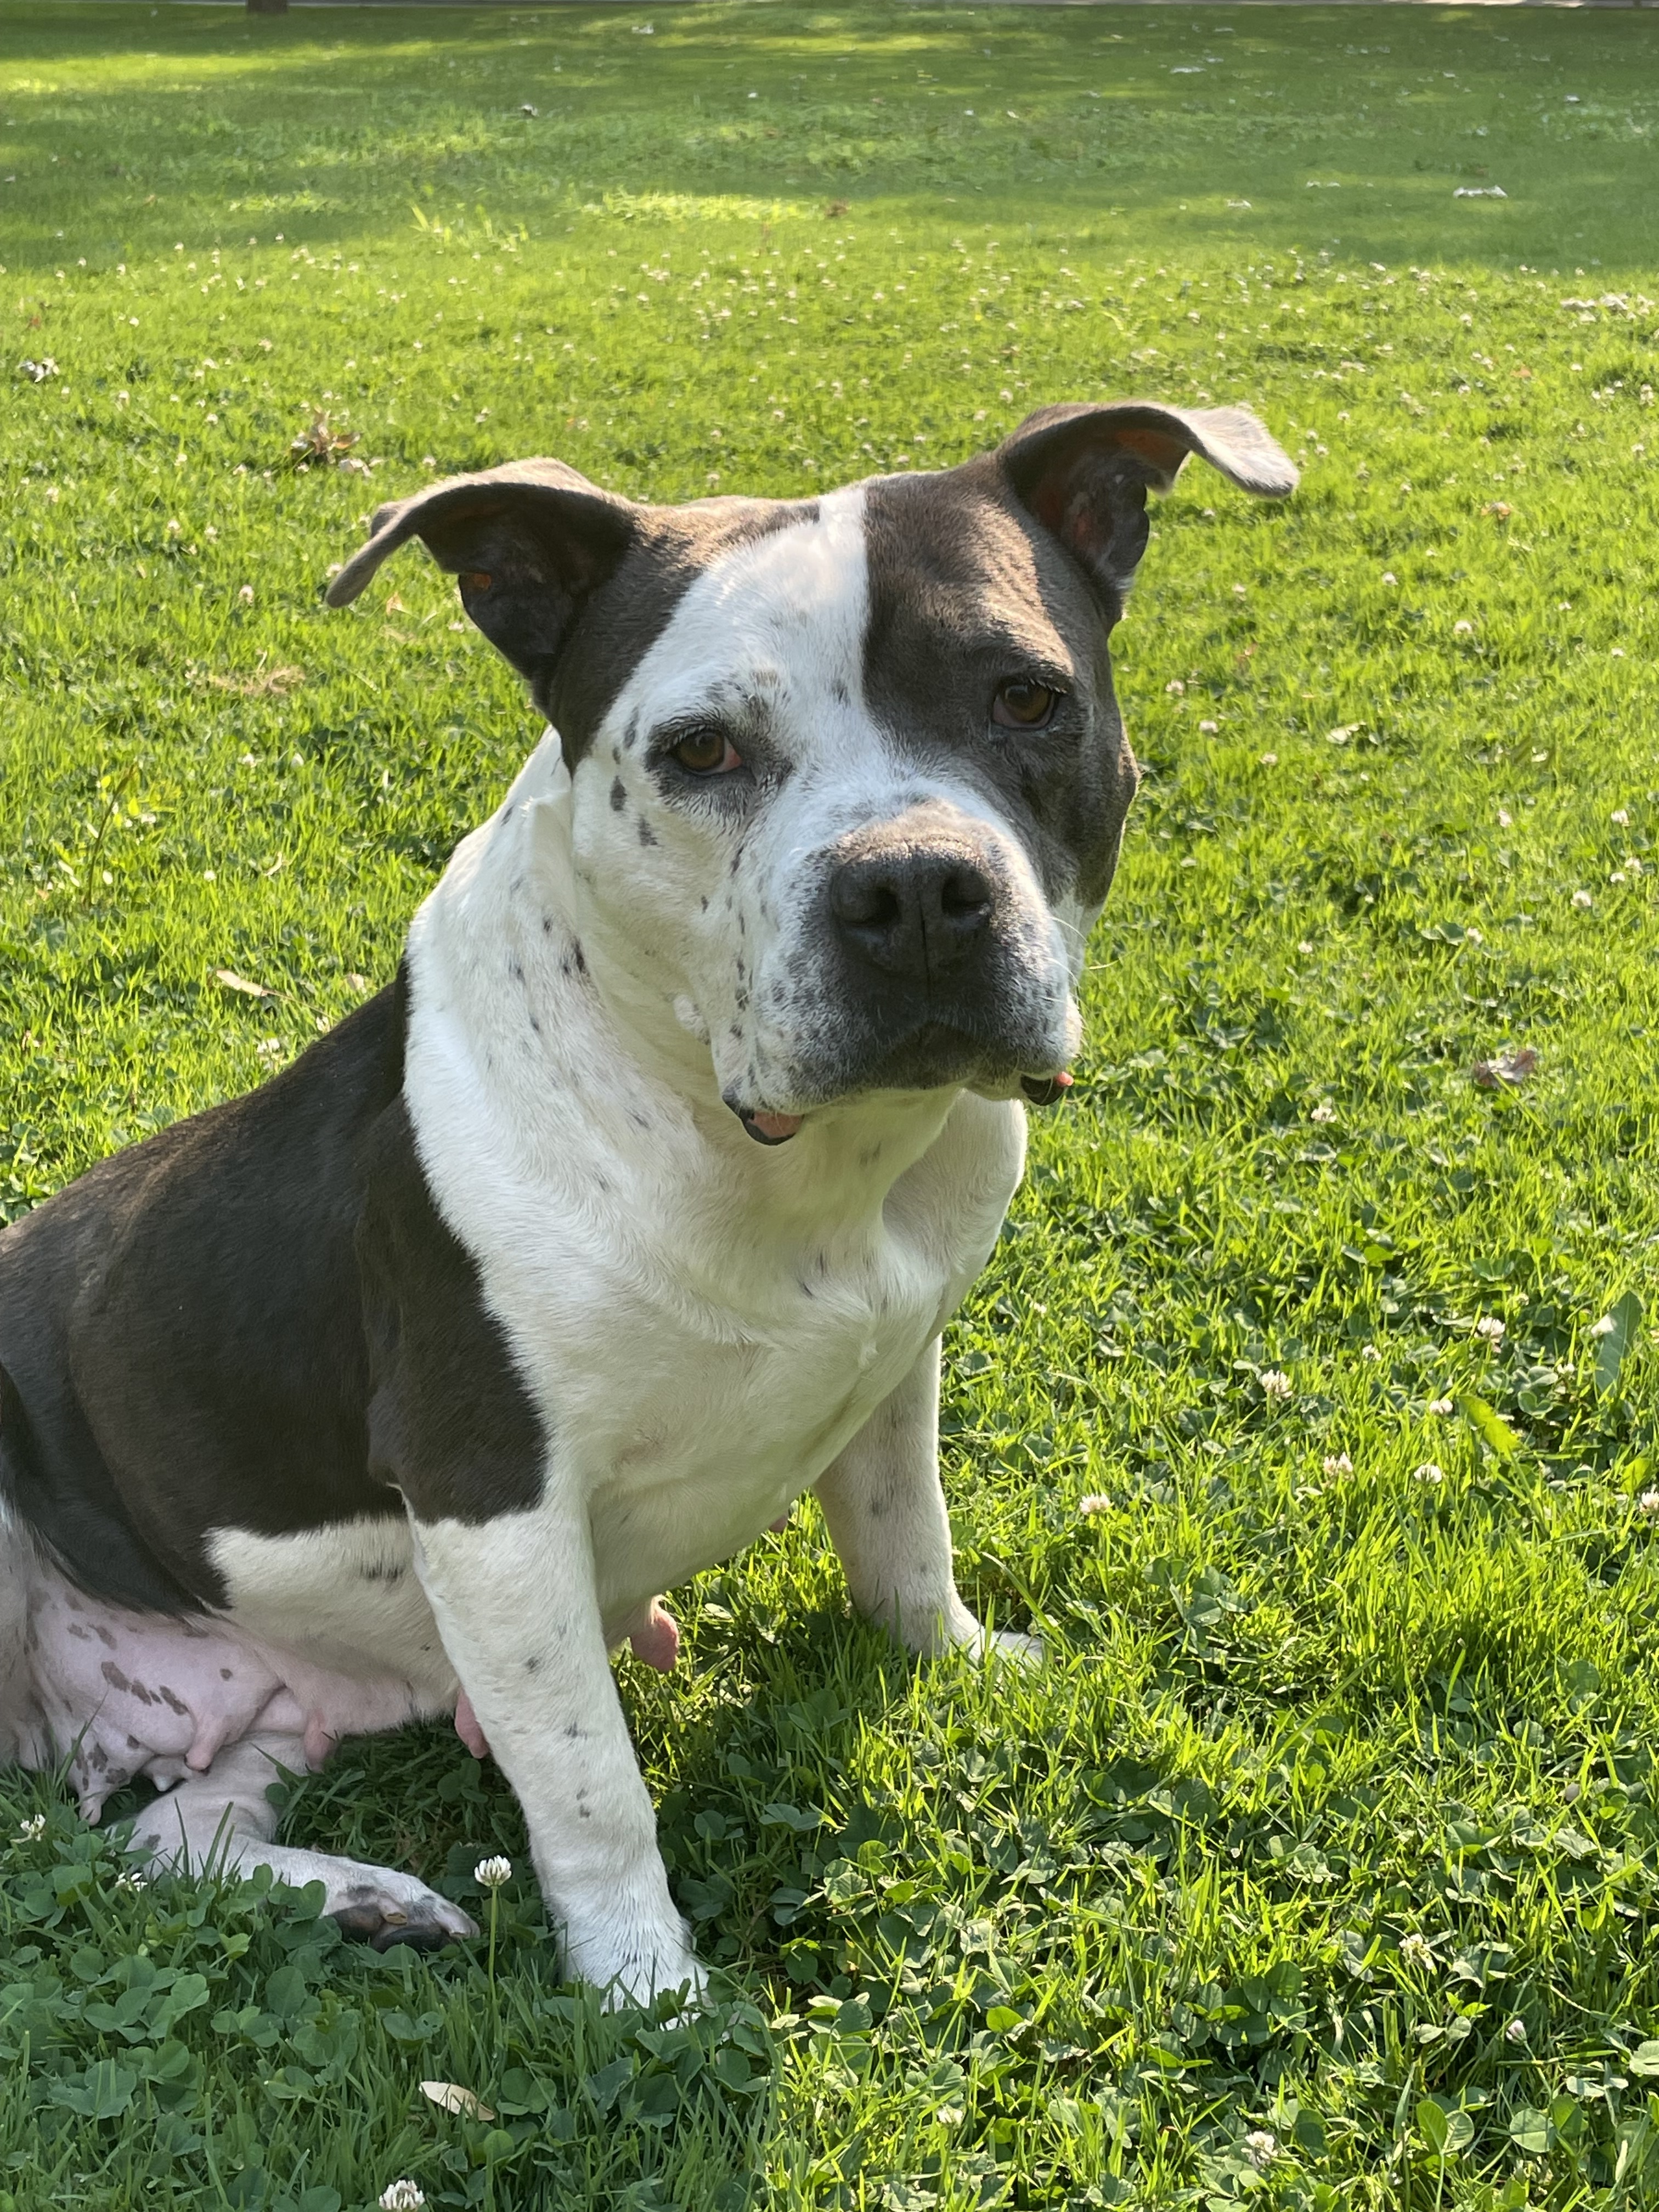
[126,1731,477,1951]
[815,1337,1042,1663]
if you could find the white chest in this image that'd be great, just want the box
[397,755,1025,1619]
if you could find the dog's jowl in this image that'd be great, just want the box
[0,403,1294,1999]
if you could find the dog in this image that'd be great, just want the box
[0,401,1293,2000]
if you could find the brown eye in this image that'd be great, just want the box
[670,728,742,775]
[992,678,1058,730]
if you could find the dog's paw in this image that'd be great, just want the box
[328,1866,479,1953]
[565,1918,708,2011]
[984,1626,1044,1667]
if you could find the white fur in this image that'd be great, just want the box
[398,498,1035,1999]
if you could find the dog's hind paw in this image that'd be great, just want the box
[984,1627,1043,1668]
[328,1870,479,1953]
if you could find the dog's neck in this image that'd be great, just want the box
[407,736,964,1237]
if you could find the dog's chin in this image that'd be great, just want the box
[767,1020,1067,1116]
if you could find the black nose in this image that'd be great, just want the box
[828,847,995,979]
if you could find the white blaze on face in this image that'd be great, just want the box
[568,486,878,1087]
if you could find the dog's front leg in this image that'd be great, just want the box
[815,1337,1040,1662]
[411,1502,701,2007]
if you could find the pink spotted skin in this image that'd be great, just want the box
[21,1562,446,1819]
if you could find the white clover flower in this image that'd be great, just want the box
[1572,889,1593,910]
[1297,940,1314,955]
[1361,1344,1381,1363]
[1638,1489,1659,1517]
[1611,808,1629,826]
[1323,1452,1353,1477]
[1399,1931,1434,1965]
[1260,1370,1293,1402]
[114,1867,147,1893]
[1498,808,1513,828]
[14,1814,46,1843]
[1198,719,1219,735]
[1310,1101,1336,1124]
[1077,1494,1113,1516]
[1382,571,1398,585]
[1166,679,1186,696]
[1260,752,1278,767]
[1475,1316,1505,1343]
[380,2185,426,2212]
[1413,1463,1444,1485]
[474,1855,512,1891]
[1242,2130,1278,2170]
[1428,1397,1455,1417]
[1453,619,1474,636]
[238,584,255,605]
[1505,2017,1527,2042]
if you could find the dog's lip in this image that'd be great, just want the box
[728,1101,805,1146]
[1020,1068,1074,1108]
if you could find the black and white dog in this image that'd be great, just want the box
[0,402,1293,2000]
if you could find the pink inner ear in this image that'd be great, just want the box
[1113,426,1189,478]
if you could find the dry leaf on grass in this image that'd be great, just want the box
[1471,1047,1538,1089]
[214,969,274,1000]
[420,2081,496,2121]
[202,665,306,698]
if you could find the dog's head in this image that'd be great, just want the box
[330,403,1294,1139]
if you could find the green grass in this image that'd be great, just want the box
[3,3,1659,2206]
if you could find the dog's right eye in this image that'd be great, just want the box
[992,678,1059,730]
[670,729,744,775]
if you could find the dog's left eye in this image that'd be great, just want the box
[992,678,1059,730]
[670,728,744,775]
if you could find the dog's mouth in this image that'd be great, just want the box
[727,1068,1071,1147]
[733,1106,805,1147]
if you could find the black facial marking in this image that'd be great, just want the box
[637,816,657,847]
[610,777,628,813]
[860,465,1138,914]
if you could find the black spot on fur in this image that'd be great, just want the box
[637,817,657,847]
[610,777,627,812]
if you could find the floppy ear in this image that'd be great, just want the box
[997,401,1297,603]
[324,459,637,690]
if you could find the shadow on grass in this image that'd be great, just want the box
[2,2,1655,273]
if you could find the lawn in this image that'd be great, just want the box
[2,2,1658,2205]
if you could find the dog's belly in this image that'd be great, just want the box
[21,1526,455,1819]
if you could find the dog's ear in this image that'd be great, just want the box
[325,460,637,687]
[997,402,1296,603]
